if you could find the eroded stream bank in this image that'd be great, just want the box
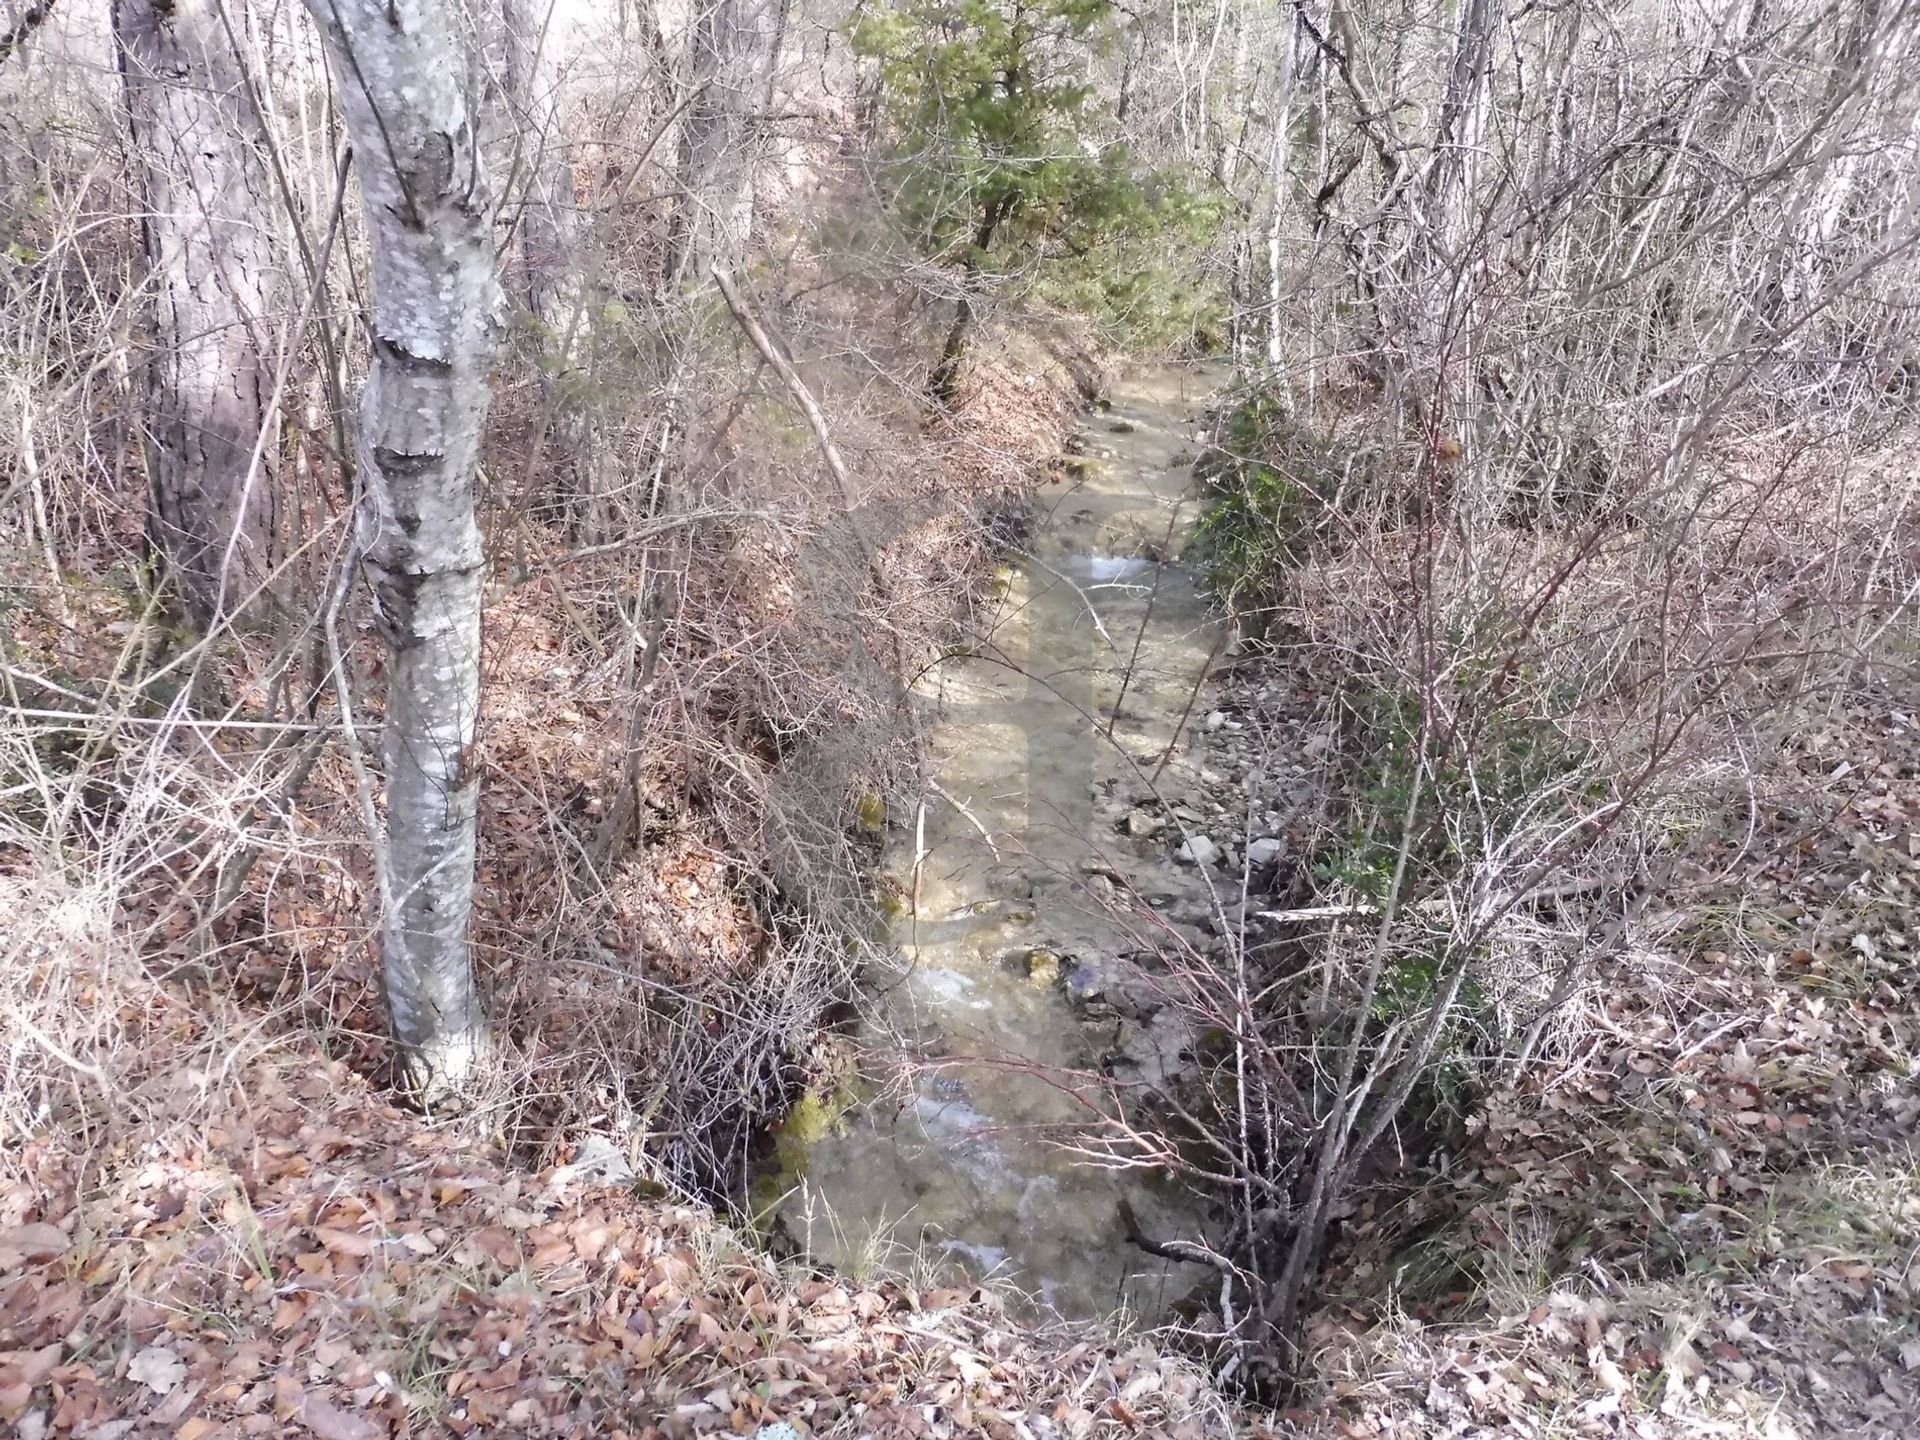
[772,362,1257,1320]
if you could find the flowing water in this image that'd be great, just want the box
[783,362,1235,1320]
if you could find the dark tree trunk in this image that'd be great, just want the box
[666,0,780,284]
[500,0,582,340]
[115,0,287,628]
[929,192,1012,408]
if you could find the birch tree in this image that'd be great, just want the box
[114,0,286,627]
[300,0,499,1094]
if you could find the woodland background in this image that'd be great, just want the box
[2,0,1918,1435]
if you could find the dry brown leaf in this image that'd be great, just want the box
[1,1224,69,1262]
[316,1227,375,1259]
[128,1346,187,1396]
[0,1345,62,1387]
[0,1383,32,1423]
[297,1389,380,1440]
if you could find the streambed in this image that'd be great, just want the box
[779,363,1242,1321]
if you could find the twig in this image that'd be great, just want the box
[710,266,856,500]
[927,779,999,860]
[1151,620,1233,782]
[710,264,925,764]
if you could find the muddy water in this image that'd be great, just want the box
[785,363,1234,1320]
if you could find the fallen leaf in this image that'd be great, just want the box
[0,1345,62,1387]
[316,1228,375,1259]
[0,1384,31,1422]
[1,1224,70,1262]
[297,1390,379,1440]
[128,1346,186,1396]
[1590,1353,1632,1398]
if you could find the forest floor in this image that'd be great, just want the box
[0,1004,1235,1439]
[1194,636,1920,1438]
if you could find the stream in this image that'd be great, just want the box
[781,362,1238,1321]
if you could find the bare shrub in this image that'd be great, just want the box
[1066,0,1920,1386]
[0,0,1099,1217]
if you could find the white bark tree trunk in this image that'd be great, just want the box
[1266,12,1300,369]
[301,0,500,1094]
[114,0,286,628]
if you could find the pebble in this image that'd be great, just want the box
[1247,837,1283,868]
[1204,710,1228,732]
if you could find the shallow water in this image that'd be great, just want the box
[784,363,1233,1320]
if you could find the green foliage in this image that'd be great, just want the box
[1326,657,1599,908]
[1191,388,1339,611]
[1038,172,1230,350]
[1301,644,1606,1124]
[0,179,50,272]
[850,0,1115,261]
[745,1058,864,1234]
[851,0,1227,343]
[1369,942,1492,1117]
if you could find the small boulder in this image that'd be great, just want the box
[1203,710,1228,732]
[549,1135,635,1189]
[1175,834,1219,867]
[1247,837,1283,868]
[1065,957,1118,1009]
[1123,807,1162,838]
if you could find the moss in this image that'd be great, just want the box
[772,1088,848,1173]
[853,790,887,833]
[1189,388,1328,613]
[747,1056,865,1236]
[1023,948,1062,986]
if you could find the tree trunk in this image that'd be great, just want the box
[1,0,60,67]
[300,0,499,1096]
[929,192,1011,408]
[500,0,581,344]
[1266,12,1300,369]
[666,0,776,284]
[500,0,603,525]
[114,0,285,628]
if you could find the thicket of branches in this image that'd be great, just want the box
[1062,0,1920,1384]
[0,0,1110,1202]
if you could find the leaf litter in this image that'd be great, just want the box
[0,1037,1234,1438]
[1268,698,1920,1439]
